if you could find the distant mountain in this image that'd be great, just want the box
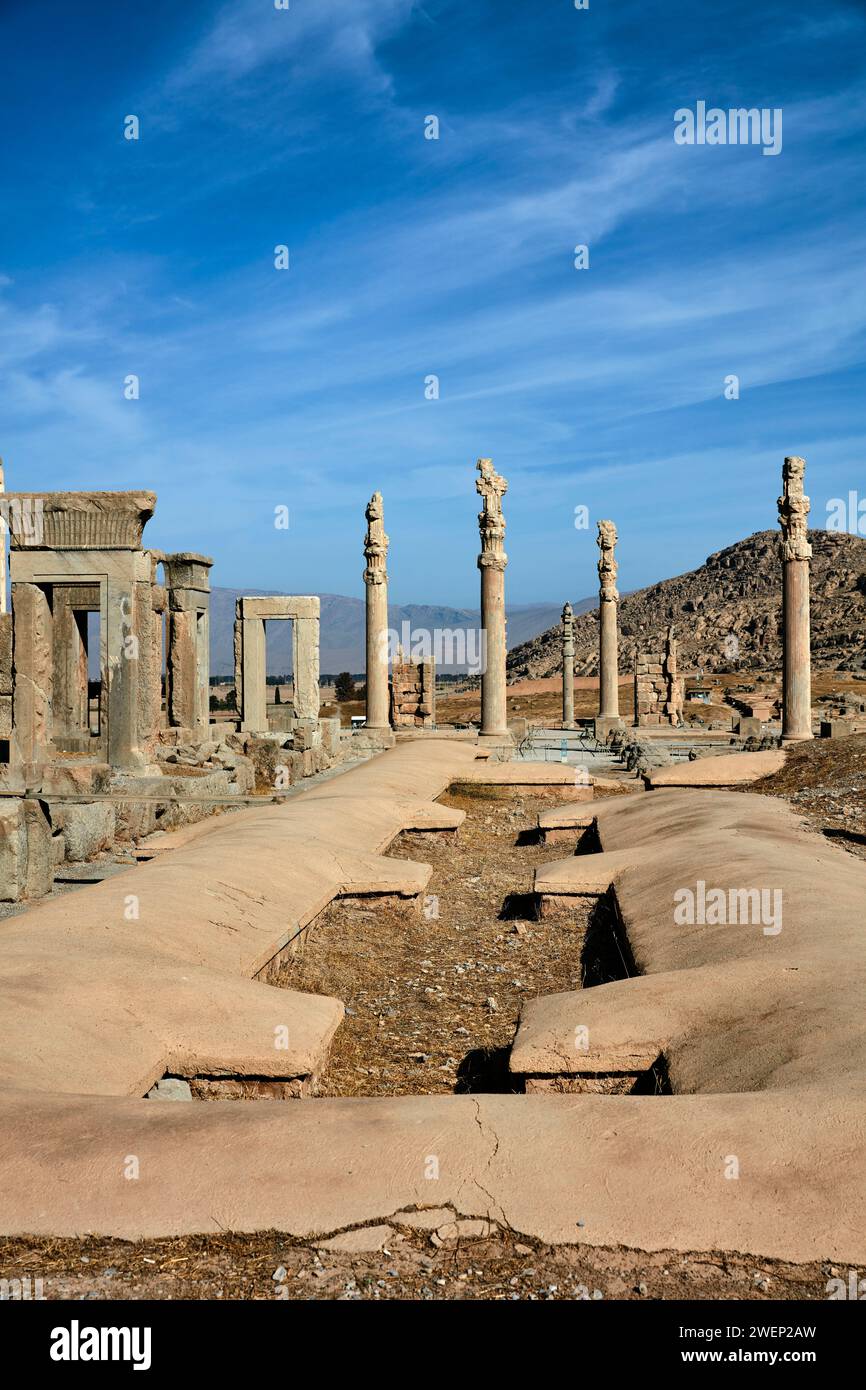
[209,589,596,676]
[506,530,866,680]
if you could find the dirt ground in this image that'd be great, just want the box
[0,1229,835,1301]
[746,732,866,859]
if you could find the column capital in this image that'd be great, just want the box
[778,456,812,561]
[476,457,508,570]
[597,519,619,602]
[363,490,389,586]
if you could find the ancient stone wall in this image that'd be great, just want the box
[390,657,435,728]
[634,626,684,726]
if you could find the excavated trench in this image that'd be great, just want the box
[263,786,657,1098]
[146,786,670,1101]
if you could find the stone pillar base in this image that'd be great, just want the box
[478,730,515,754]
[781,731,813,746]
[594,716,625,741]
[351,727,396,751]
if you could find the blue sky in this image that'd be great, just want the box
[1,0,865,606]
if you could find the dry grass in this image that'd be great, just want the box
[277,790,616,1096]
[0,1229,832,1301]
[747,732,866,858]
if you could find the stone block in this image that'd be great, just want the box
[737,716,762,737]
[51,801,115,862]
[239,595,319,621]
[318,717,341,756]
[820,719,855,739]
[0,613,12,696]
[23,800,52,897]
[0,798,52,901]
[40,763,112,797]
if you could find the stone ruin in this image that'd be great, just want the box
[3,453,864,1284]
[389,653,435,728]
[633,624,685,727]
[0,487,345,904]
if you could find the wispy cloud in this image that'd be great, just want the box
[165,0,416,98]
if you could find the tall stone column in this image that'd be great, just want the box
[363,492,390,730]
[778,455,812,743]
[476,458,511,741]
[595,519,623,738]
[561,601,575,729]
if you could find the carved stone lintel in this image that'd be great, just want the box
[778,455,812,562]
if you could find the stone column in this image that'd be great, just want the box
[476,458,511,741]
[11,582,53,764]
[561,602,575,728]
[237,613,267,732]
[778,455,812,743]
[106,555,151,771]
[163,553,213,735]
[363,491,390,730]
[595,520,623,738]
[150,553,167,737]
[291,603,320,724]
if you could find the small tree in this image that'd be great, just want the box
[335,671,356,702]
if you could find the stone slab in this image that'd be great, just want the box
[645,750,786,788]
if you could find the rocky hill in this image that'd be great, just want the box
[507,530,866,680]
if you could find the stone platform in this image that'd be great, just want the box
[645,749,785,788]
[1,746,864,1267]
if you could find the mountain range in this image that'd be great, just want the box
[209,590,596,676]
